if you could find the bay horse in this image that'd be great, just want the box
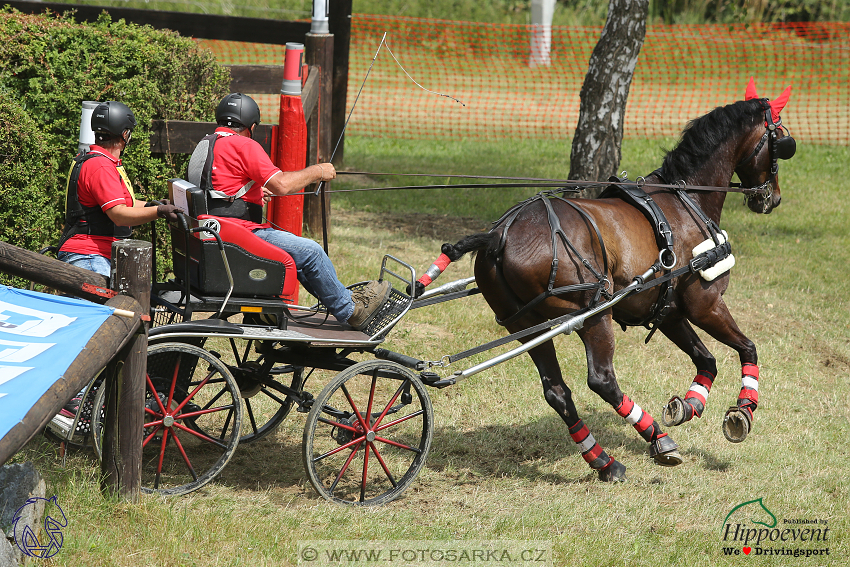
[428,82,795,481]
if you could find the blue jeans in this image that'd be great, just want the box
[58,251,112,278]
[252,228,354,322]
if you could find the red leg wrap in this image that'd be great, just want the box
[739,363,760,409]
[568,420,613,470]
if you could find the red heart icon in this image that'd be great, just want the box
[743,547,752,555]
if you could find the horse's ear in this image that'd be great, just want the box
[745,77,759,100]
[770,86,791,122]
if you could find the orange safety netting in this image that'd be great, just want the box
[198,16,850,144]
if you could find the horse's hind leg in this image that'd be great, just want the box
[657,315,719,426]
[521,337,627,482]
[578,314,683,467]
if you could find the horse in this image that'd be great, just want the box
[426,81,796,481]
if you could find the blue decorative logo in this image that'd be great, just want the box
[12,495,67,559]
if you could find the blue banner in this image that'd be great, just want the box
[0,286,113,443]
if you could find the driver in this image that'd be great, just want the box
[58,100,183,277]
[187,93,391,330]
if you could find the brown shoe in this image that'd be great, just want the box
[347,280,392,331]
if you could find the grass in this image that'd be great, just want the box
[8,137,850,566]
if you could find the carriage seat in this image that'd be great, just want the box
[167,178,297,302]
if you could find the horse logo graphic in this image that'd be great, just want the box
[12,495,67,558]
[722,497,778,532]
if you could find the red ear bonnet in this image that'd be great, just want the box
[745,77,759,101]
[770,86,791,123]
[744,79,791,123]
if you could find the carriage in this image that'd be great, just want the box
[49,84,795,505]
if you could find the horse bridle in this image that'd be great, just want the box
[737,98,797,212]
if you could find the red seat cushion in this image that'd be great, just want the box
[197,215,298,301]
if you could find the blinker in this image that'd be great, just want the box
[775,135,796,160]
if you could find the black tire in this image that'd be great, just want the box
[302,360,433,506]
[139,342,242,496]
[90,382,106,461]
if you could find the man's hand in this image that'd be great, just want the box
[157,203,184,222]
[316,162,336,181]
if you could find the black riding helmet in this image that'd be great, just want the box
[91,101,136,142]
[216,93,261,131]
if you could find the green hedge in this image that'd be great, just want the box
[0,8,230,283]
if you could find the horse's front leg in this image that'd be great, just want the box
[686,293,760,443]
[578,312,683,467]
[657,314,719,426]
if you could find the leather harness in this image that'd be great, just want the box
[489,178,731,340]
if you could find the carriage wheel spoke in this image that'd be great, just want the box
[375,409,424,433]
[154,427,170,489]
[143,424,162,448]
[220,406,234,441]
[360,438,371,502]
[172,369,217,414]
[369,442,398,487]
[169,429,198,481]
[372,380,408,429]
[200,387,227,411]
[312,433,367,462]
[329,441,362,494]
[245,398,259,434]
[172,420,229,449]
[365,372,378,428]
[166,355,182,412]
[317,416,358,433]
[374,435,421,454]
[147,374,168,415]
[259,387,286,405]
[340,384,368,432]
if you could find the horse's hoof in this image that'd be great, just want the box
[649,435,683,467]
[598,459,627,482]
[661,396,687,426]
[722,406,752,443]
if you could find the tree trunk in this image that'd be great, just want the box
[569,0,649,197]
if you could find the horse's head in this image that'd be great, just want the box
[735,79,796,214]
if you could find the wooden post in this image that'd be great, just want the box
[304,33,334,239]
[329,0,353,167]
[100,240,150,501]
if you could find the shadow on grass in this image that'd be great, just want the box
[147,407,732,495]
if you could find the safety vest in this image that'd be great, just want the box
[59,151,134,249]
[187,132,263,224]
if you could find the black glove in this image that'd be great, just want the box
[156,203,184,222]
[145,199,171,207]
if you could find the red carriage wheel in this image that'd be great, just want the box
[302,360,434,506]
[138,342,242,496]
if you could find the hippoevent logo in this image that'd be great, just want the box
[720,498,830,558]
[12,495,67,559]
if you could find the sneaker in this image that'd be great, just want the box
[347,280,392,331]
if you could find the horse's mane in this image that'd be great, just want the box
[658,99,765,182]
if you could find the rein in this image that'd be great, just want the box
[279,172,773,197]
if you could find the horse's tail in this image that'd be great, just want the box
[442,232,500,261]
[411,232,499,297]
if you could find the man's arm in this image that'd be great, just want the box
[264,163,336,197]
[106,200,183,226]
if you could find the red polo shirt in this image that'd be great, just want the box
[209,127,281,230]
[59,146,135,257]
